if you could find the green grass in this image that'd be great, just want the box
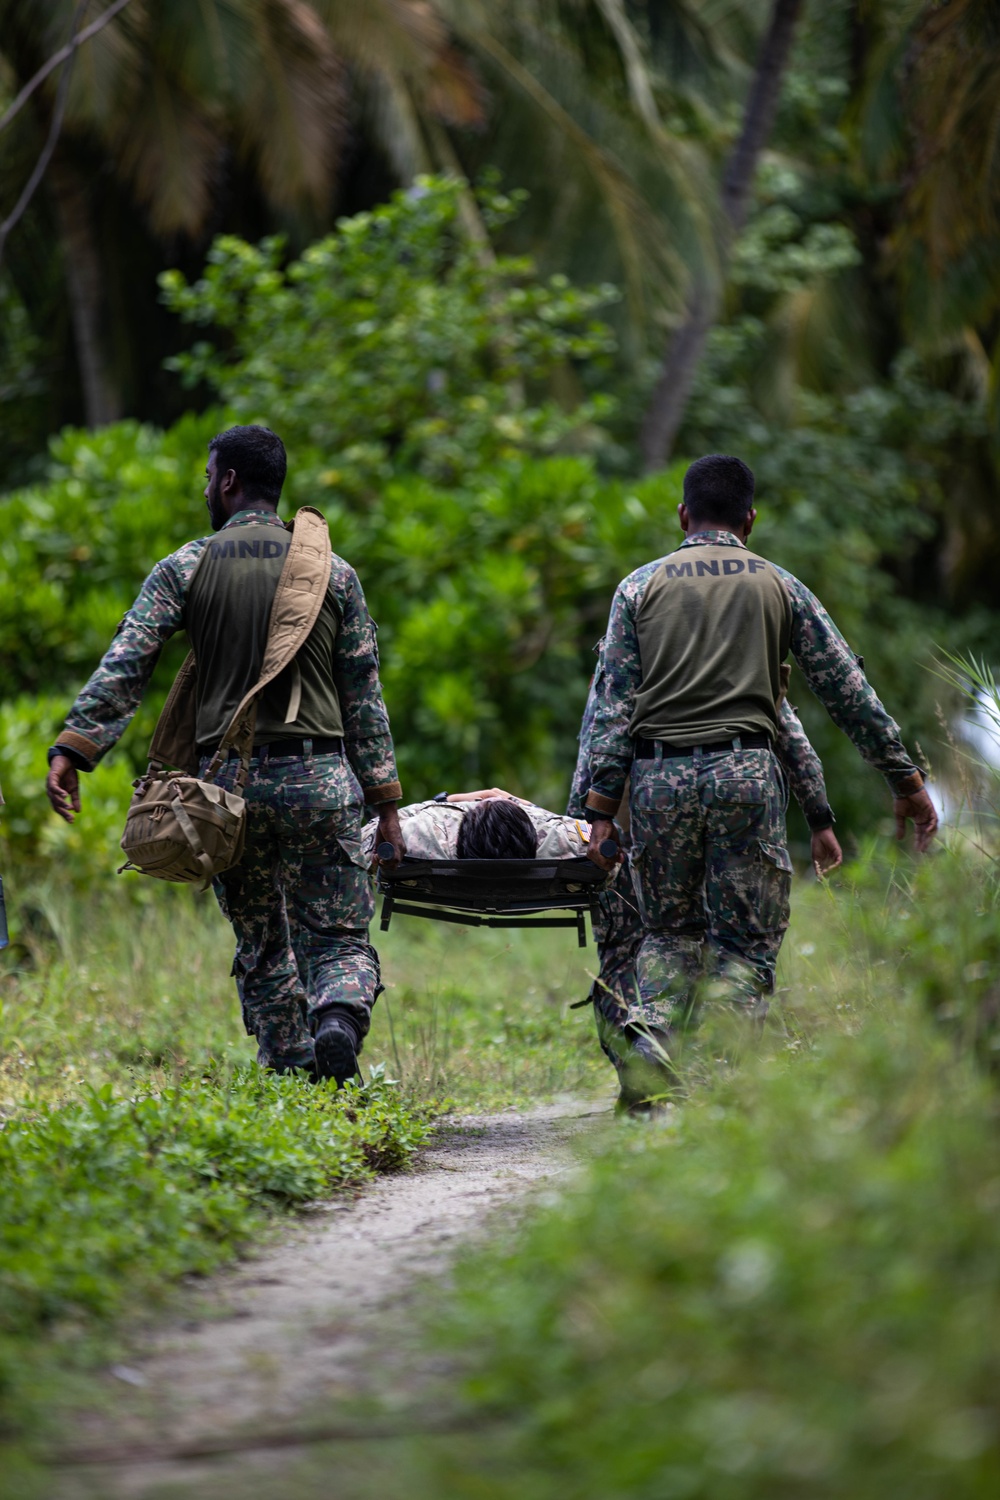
[0,1068,424,1400]
[0,865,607,1473]
[0,873,609,1117]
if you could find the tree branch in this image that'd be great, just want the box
[0,0,135,137]
[0,2,92,267]
[639,0,805,471]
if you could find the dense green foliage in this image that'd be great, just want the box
[161,180,618,493]
[0,180,980,859]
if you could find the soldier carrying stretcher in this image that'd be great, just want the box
[583,453,936,1105]
[45,425,405,1083]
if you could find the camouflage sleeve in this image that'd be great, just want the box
[330,561,401,805]
[566,639,604,818]
[779,569,925,795]
[56,544,202,768]
[583,567,660,816]
[774,697,834,830]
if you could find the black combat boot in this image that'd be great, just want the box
[616,1028,675,1115]
[313,1009,363,1086]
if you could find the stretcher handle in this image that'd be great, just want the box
[599,839,619,860]
[377,841,396,863]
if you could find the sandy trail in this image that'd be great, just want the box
[52,1096,610,1500]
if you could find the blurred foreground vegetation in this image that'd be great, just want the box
[321,846,1000,1500]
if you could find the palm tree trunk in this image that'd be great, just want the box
[47,156,122,427]
[640,0,805,472]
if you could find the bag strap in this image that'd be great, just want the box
[203,507,333,788]
[168,782,216,884]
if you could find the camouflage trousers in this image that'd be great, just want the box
[208,747,379,1072]
[589,861,643,1076]
[628,746,792,1029]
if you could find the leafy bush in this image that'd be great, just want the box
[161,178,618,497]
[0,411,216,698]
[0,696,136,878]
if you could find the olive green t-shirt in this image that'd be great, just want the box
[630,542,792,745]
[184,520,344,750]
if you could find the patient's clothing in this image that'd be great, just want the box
[361,799,594,861]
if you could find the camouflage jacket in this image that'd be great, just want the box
[583,530,924,814]
[362,799,593,861]
[569,639,834,831]
[57,508,400,802]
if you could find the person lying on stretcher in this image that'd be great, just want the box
[361,790,591,863]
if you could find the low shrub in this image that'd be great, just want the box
[0,1066,426,1437]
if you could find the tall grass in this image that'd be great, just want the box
[0,871,609,1117]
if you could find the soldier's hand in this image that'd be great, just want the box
[46,754,81,824]
[894,788,938,854]
[447,788,515,802]
[586,817,623,872]
[375,804,406,872]
[811,827,842,879]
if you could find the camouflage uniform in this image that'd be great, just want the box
[583,529,924,1041]
[56,509,400,1072]
[210,749,377,1070]
[570,632,837,1079]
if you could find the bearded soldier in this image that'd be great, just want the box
[46,425,404,1083]
[584,454,936,1094]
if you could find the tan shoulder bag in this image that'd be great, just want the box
[119,507,332,886]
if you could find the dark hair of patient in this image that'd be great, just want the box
[456,800,539,859]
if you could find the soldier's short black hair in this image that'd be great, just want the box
[683,454,755,529]
[209,425,287,503]
[456,800,539,860]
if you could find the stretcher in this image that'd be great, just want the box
[376,855,612,947]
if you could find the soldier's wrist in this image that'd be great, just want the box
[584,793,621,820]
[48,744,89,772]
[805,805,835,832]
[890,769,925,797]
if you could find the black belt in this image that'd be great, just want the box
[634,732,772,759]
[209,735,344,761]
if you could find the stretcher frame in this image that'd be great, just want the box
[377,856,610,948]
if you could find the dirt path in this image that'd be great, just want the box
[52,1097,611,1500]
